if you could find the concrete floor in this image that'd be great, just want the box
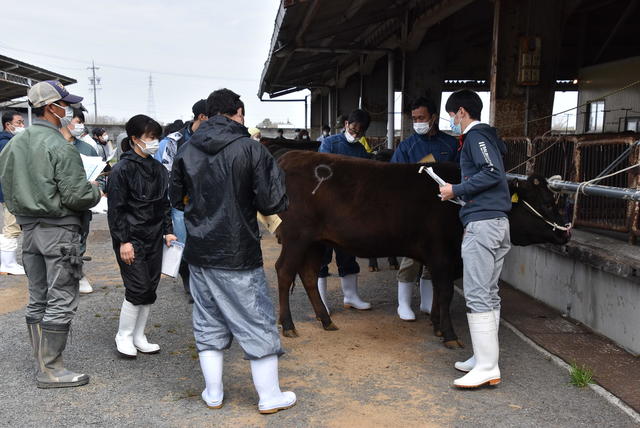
[0,213,637,427]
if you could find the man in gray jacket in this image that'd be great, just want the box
[0,80,102,388]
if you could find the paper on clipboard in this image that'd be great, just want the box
[80,154,107,182]
[162,241,184,277]
[419,166,466,206]
[257,213,282,234]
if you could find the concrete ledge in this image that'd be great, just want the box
[543,230,640,281]
[500,230,640,355]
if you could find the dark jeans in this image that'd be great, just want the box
[318,245,360,278]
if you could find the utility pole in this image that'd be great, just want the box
[147,74,156,118]
[87,60,101,121]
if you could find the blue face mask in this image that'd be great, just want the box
[450,115,462,135]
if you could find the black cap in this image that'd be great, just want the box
[192,99,207,118]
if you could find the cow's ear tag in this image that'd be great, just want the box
[511,193,519,203]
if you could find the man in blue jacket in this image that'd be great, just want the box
[317,109,372,313]
[440,89,511,389]
[391,97,458,322]
[156,99,208,303]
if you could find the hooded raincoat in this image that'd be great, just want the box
[107,150,172,304]
[170,115,287,270]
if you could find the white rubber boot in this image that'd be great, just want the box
[453,312,501,388]
[317,277,330,315]
[115,299,139,358]
[419,279,433,314]
[199,350,224,409]
[455,309,501,373]
[78,276,93,294]
[397,282,416,321]
[250,355,297,414]
[133,304,160,354]
[0,236,26,275]
[341,274,371,310]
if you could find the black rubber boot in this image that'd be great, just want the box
[36,323,89,389]
[26,318,41,373]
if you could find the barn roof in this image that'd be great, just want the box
[258,0,473,98]
[0,54,77,103]
[259,0,640,98]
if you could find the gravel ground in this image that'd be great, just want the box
[0,213,636,427]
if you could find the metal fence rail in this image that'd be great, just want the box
[530,136,577,181]
[505,132,640,243]
[573,138,639,233]
[503,137,530,175]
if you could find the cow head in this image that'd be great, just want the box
[508,174,571,246]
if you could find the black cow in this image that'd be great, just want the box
[274,151,570,348]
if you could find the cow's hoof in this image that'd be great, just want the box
[282,329,299,338]
[322,322,339,331]
[443,339,464,349]
[368,266,379,272]
[390,264,399,270]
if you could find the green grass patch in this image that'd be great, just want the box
[569,362,594,387]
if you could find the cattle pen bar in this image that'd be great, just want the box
[506,174,640,202]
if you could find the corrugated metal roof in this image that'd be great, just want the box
[0,54,77,103]
[259,0,415,98]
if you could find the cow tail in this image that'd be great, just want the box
[289,277,297,295]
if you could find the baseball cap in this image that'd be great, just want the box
[27,80,83,108]
[192,99,207,117]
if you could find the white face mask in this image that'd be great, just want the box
[136,138,160,156]
[52,103,74,128]
[413,122,431,135]
[11,126,25,135]
[70,123,85,137]
[102,134,109,141]
[344,130,359,144]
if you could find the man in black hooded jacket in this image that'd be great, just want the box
[170,88,295,414]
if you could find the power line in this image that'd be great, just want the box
[0,43,255,82]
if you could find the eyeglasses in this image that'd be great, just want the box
[12,119,25,126]
[346,125,364,137]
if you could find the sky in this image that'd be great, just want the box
[0,0,307,127]
[1,1,577,131]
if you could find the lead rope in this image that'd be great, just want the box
[521,200,572,232]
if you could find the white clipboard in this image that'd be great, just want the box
[418,166,466,206]
[80,154,107,182]
[161,241,184,277]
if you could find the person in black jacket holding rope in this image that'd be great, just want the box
[107,114,177,359]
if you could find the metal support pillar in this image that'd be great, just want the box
[328,89,335,133]
[387,52,395,149]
